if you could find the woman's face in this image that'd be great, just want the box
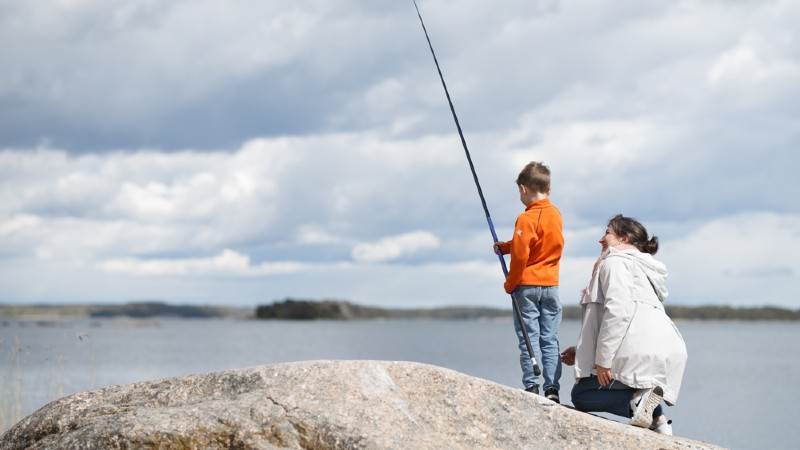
[599,225,626,249]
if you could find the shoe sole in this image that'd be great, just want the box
[651,418,673,435]
[630,386,663,428]
[653,424,673,435]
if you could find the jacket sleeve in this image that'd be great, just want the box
[504,215,535,294]
[575,302,603,378]
[595,258,636,368]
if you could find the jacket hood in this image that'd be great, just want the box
[606,248,669,302]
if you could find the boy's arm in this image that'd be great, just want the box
[503,215,535,294]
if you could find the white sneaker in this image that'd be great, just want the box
[630,386,664,428]
[650,415,673,435]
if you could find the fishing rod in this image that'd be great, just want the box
[411,0,541,377]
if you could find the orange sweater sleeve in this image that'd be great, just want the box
[504,214,536,293]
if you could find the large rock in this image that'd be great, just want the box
[0,360,721,449]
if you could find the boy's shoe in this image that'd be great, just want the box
[525,386,539,395]
[543,387,560,404]
[650,415,673,435]
[630,386,664,428]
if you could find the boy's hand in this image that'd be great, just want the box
[493,241,509,255]
[560,346,576,366]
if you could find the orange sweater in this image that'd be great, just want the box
[497,198,564,293]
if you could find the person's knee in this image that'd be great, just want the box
[539,337,559,350]
[571,395,589,412]
[570,387,589,411]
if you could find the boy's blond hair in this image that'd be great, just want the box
[516,161,551,194]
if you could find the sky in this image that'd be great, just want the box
[1,0,798,308]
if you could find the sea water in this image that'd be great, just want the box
[1,318,798,449]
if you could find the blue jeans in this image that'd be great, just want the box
[511,285,562,391]
[571,376,663,418]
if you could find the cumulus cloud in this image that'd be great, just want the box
[98,249,313,277]
[706,32,800,113]
[1,128,798,306]
[0,1,798,306]
[351,231,441,263]
[0,133,464,263]
[0,0,419,149]
[0,139,296,260]
[296,225,344,245]
[658,213,800,306]
[707,33,800,88]
[2,0,793,151]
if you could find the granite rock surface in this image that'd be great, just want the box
[0,360,723,449]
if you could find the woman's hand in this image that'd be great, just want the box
[560,346,576,366]
[593,364,613,386]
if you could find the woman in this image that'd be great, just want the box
[560,215,687,435]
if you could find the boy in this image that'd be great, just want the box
[494,161,564,402]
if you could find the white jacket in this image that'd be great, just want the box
[574,247,687,405]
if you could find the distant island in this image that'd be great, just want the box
[255,299,509,320]
[1,299,798,321]
[255,299,800,321]
[0,302,252,321]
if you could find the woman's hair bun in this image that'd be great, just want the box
[640,236,659,255]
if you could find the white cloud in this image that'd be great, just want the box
[509,118,659,172]
[0,215,186,262]
[296,225,344,245]
[0,1,798,307]
[0,138,300,255]
[1,212,797,307]
[1,129,798,306]
[0,1,320,112]
[0,132,486,264]
[98,249,313,277]
[352,231,441,263]
[355,134,463,168]
[659,212,800,306]
[706,32,800,111]
[0,214,41,237]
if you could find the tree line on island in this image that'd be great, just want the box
[255,299,800,321]
[2,299,798,321]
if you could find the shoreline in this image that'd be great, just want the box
[1,300,799,321]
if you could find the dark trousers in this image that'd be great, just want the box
[571,376,663,419]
